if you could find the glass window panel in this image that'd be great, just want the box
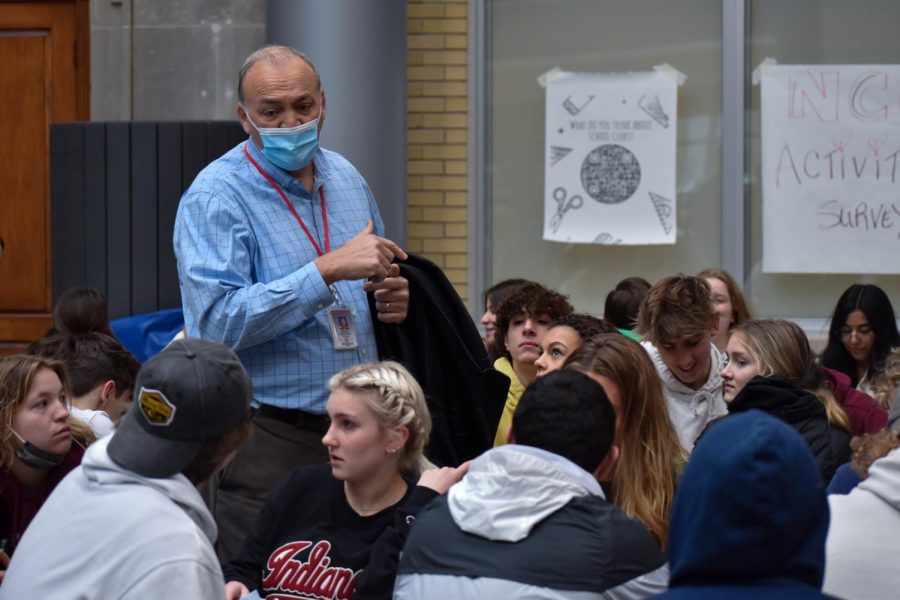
[748,0,900,324]
[490,0,723,316]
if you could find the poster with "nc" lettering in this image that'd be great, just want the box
[762,64,900,273]
[543,70,678,245]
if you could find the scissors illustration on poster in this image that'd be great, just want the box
[549,186,583,233]
[541,68,681,245]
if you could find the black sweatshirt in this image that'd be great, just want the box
[223,465,438,600]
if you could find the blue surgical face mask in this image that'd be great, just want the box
[245,108,320,171]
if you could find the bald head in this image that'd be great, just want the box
[237,45,322,104]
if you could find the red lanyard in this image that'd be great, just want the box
[243,144,330,256]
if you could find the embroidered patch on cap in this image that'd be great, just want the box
[138,387,176,426]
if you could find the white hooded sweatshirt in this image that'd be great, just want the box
[448,444,605,542]
[0,436,225,600]
[641,341,727,454]
[824,446,900,600]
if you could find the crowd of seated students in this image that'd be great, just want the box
[1,277,899,599]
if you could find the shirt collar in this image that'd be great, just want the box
[243,138,328,190]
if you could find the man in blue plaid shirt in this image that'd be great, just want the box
[174,45,410,561]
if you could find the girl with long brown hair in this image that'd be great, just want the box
[564,334,685,548]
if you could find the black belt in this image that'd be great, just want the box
[257,405,330,435]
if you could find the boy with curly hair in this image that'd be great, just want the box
[492,281,573,446]
[637,275,726,453]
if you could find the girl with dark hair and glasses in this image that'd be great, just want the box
[821,284,900,395]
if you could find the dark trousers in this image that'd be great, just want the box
[203,410,330,564]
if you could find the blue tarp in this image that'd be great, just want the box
[110,308,184,362]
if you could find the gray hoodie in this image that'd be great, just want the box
[0,436,224,600]
[641,341,727,453]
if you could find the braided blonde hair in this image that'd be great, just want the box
[328,361,433,477]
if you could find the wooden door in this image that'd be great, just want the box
[0,1,89,354]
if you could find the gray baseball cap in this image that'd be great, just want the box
[107,338,252,478]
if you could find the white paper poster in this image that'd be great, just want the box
[543,70,678,245]
[761,64,900,273]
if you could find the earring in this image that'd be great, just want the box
[387,447,399,455]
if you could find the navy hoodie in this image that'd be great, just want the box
[656,410,832,599]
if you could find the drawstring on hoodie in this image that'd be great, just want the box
[691,392,718,418]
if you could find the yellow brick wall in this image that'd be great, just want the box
[407,0,469,301]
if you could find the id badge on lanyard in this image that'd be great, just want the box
[327,285,358,350]
[243,145,358,350]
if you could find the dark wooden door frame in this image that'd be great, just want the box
[0,0,90,353]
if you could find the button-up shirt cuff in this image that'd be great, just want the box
[292,260,334,314]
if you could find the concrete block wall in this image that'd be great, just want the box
[91,0,266,121]
[407,0,469,301]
